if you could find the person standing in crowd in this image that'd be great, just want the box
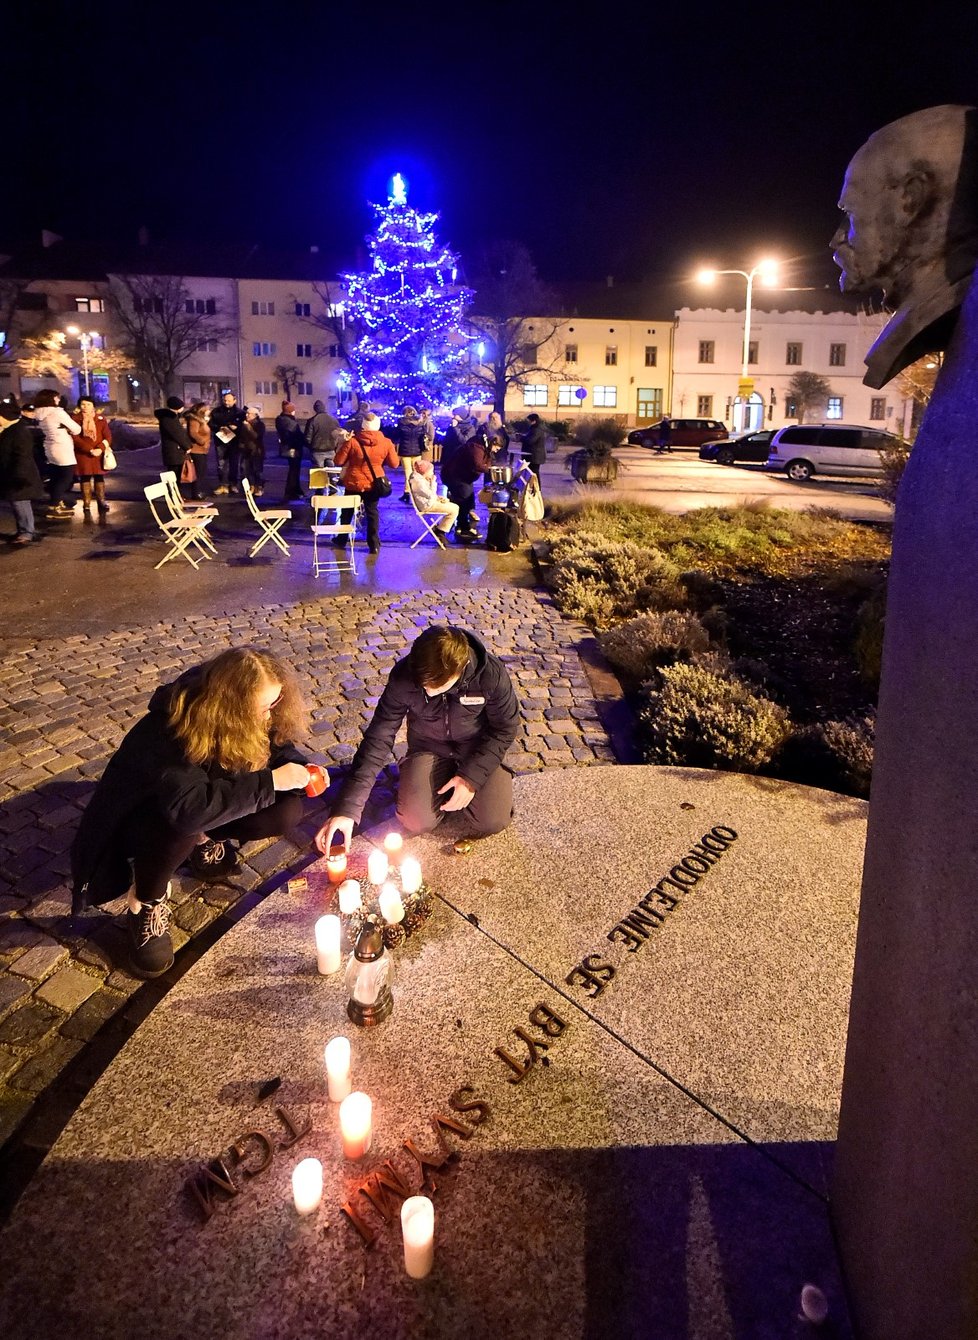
[408,456,458,548]
[441,426,492,541]
[71,648,319,978]
[333,410,399,555]
[239,405,266,495]
[155,395,195,496]
[442,405,476,472]
[394,405,424,502]
[0,398,45,545]
[520,412,548,480]
[655,414,673,454]
[419,407,437,461]
[276,400,306,501]
[210,389,245,494]
[71,395,112,520]
[33,388,81,518]
[183,402,211,500]
[316,624,518,852]
[304,398,340,469]
[486,410,510,465]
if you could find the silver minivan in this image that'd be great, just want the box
[765,424,899,481]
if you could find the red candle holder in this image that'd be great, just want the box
[326,846,348,885]
[305,764,327,797]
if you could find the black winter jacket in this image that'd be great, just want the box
[334,630,519,823]
[155,407,193,473]
[70,672,306,910]
[0,419,45,501]
[521,421,547,466]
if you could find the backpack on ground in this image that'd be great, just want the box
[486,509,520,553]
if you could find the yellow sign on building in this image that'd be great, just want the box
[737,378,755,398]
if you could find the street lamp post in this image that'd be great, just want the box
[66,326,98,397]
[696,260,778,431]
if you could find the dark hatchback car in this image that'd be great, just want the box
[627,417,727,450]
[699,429,774,464]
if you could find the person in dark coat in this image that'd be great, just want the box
[655,414,673,454]
[239,406,266,494]
[520,412,548,479]
[0,398,45,545]
[394,405,424,502]
[304,399,340,469]
[70,648,319,978]
[441,407,476,473]
[210,390,246,494]
[155,395,194,493]
[333,411,399,554]
[440,432,492,540]
[316,625,519,852]
[276,401,307,500]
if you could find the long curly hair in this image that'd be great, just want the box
[167,648,307,773]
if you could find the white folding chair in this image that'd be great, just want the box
[311,494,361,575]
[160,471,218,555]
[240,477,291,557]
[407,481,451,549]
[144,482,216,570]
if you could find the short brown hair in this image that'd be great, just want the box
[409,626,470,688]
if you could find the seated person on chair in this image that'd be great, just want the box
[408,457,459,548]
[71,648,320,980]
[316,625,519,853]
[439,431,492,541]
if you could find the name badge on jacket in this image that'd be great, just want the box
[459,695,486,706]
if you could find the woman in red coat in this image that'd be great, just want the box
[333,411,399,553]
[71,395,112,518]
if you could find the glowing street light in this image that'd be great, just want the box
[66,325,100,396]
[696,260,778,381]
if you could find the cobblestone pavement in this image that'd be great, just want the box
[0,585,615,1148]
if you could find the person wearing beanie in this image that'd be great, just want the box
[394,404,424,502]
[333,411,399,554]
[276,400,306,501]
[154,396,195,492]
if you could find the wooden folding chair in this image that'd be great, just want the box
[144,482,216,570]
[240,477,291,557]
[160,471,218,555]
[311,494,361,575]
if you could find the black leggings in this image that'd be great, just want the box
[118,793,304,902]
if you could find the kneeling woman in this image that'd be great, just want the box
[71,648,322,978]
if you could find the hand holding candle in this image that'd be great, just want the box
[304,764,327,797]
[291,1158,323,1215]
[326,844,348,884]
[314,915,341,974]
[339,1091,372,1159]
[401,1196,435,1278]
[324,1035,352,1102]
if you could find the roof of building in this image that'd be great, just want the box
[0,237,346,284]
[550,277,875,321]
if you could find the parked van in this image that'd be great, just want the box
[765,424,900,481]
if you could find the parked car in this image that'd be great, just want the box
[765,423,900,481]
[628,418,727,450]
[699,429,774,464]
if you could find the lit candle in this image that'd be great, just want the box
[324,1035,352,1103]
[314,915,341,974]
[378,882,405,924]
[367,849,389,885]
[291,1157,323,1215]
[338,879,362,915]
[401,1195,434,1279]
[326,848,348,884]
[339,1091,372,1160]
[400,856,422,895]
[383,831,404,855]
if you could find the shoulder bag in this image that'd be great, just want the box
[361,441,392,498]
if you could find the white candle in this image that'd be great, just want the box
[400,856,422,895]
[324,1035,352,1103]
[367,849,389,885]
[383,831,404,855]
[314,915,341,974]
[401,1195,434,1278]
[291,1158,323,1215]
[338,879,362,915]
[339,1091,372,1159]
[378,882,405,924]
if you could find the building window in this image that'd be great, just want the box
[637,388,662,420]
[185,298,216,315]
[195,338,218,352]
[594,385,617,407]
[16,292,48,311]
[785,396,798,418]
[522,384,548,407]
[326,344,339,359]
[134,296,163,315]
[255,380,279,395]
[251,300,275,316]
[786,342,802,365]
[605,346,617,366]
[88,334,105,350]
[74,297,105,313]
[826,396,843,419]
[698,341,714,364]
[294,302,311,317]
[520,343,538,365]
[748,340,758,364]
[296,343,312,358]
[252,341,276,357]
[644,346,657,367]
[829,342,846,367]
[557,385,584,406]
[296,381,313,396]
[870,397,887,421]
[564,344,578,363]
[697,395,713,416]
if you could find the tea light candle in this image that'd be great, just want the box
[401,1195,435,1278]
[378,882,405,924]
[367,849,389,885]
[314,915,341,974]
[383,831,403,855]
[291,1157,323,1215]
[338,879,362,915]
[324,1035,352,1103]
[326,848,348,884]
[400,856,422,895]
[339,1091,372,1160]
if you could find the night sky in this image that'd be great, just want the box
[7,2,976,291]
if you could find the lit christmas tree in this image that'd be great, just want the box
[342,174,478,410]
